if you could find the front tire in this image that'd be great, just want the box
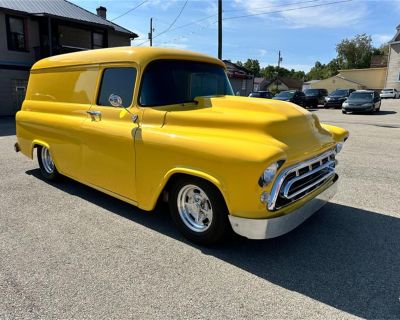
[168,177,231,245]
[37,146,60,181]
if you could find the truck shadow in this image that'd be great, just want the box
[26,169,400,319]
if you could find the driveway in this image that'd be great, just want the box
[1,100,399,319]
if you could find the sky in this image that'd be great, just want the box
[71,0,400,72]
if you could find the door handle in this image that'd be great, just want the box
[87,110,102,121]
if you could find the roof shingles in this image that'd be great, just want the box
[0,0,137,37]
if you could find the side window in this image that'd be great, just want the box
[92,32,104,49]
[6,15,27,51]
[97,68,136,107]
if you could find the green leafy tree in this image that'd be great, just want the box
[260,65,305,80]
[336,33,374,69]
[243,59,261,77]
[373,43,389,56]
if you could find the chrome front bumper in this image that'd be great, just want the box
[228,176,338,240]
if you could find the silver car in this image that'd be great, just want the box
[380,88,399,99]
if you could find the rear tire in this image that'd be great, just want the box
[37,146,60,181]
[168,176,231,245]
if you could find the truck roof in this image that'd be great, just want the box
[31,47,225,71]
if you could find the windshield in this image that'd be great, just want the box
[330,89,349,97]
[276,91,294,98]
[139,60,233,106]
[304,89,319,96]
[348,92,373,100]
[382,89,393,92]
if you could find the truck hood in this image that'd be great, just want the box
[163,96,336,161]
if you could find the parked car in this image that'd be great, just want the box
[324,88,355,109]
[342,90,381,114]
[303,88,328,108]
[15,47,348,245]
[249,91,273,99]
[380,88,399,99]
[272,90,305,107]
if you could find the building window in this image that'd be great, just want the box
[6,15,27,51]
[92,32,104,49]
[97,68,137,107]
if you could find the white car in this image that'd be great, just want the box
[380,88,399,99]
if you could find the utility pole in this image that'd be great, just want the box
[276,50,282,91]
[218,0,222,60]
[148,17,153,46]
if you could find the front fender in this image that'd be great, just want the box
[321,124,349,142]
[134,127,286,217]
[31,139,50,158]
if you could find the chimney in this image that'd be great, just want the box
[96,6,107,19]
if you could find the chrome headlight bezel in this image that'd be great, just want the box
[335,142,344,154]
[258,160,285,187]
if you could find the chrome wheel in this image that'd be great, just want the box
[177,184,213,232]
[41,147,55,174]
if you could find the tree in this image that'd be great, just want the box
[235,60,243,67]
[373,43,389,56]
[243,59,261,77]
[336,33,374,69]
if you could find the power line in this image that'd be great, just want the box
[155,0,322,35]
[110,0,149,21]
[148,0,327,38]
[134,0,353,46]
[222,0,323,13]
[223,0,353,20]
[136,0,189,46]
[153,0,189,38]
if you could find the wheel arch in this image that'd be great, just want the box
[30,139,50,159]
[152,168,231,213]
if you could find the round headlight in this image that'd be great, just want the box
[335,143,343,154]
[258,162,279,187]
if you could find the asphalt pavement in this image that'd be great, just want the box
[1,100,399,319]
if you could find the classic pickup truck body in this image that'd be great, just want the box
[15,47,348,244]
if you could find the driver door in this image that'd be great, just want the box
[81,64,140,202]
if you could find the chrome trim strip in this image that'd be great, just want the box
[229,175,338,239]
[283,170,335,199]
[268,149,336,211]
[281,161,335,199]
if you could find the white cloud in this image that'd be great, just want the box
[144,0,181,11]
[372,34,393,46]
[231,0,368,28]
[258,49,267,57]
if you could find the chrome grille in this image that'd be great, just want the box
[268,150,336,210]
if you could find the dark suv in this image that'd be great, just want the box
[303,88,328,108]
[324,88,355,109]
[272,90,305,107]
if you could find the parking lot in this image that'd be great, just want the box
[1,99,399,319]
